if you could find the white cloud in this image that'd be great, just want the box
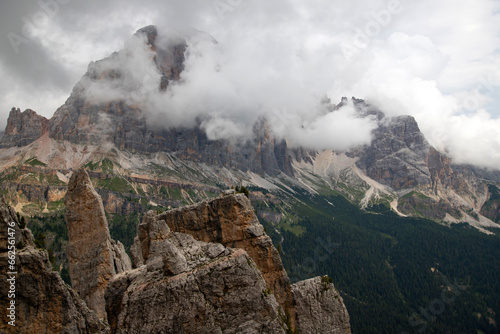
[0,0,499,167]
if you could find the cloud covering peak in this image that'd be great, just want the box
[0,0,499,168]
[79,26,377,150]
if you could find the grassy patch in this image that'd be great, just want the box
[101,158,114,173]
[24,158,47,167]
[84,161,99,171]
[97,177,136,194]
[278,219,306,237]
[47,200,65,211]
[168,187,183,200]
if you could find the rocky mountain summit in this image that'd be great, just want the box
[44,25,291,177]
[0,169,350,333]
[0,24,498,229]
[0,107,49,149]
[349,99,493,224]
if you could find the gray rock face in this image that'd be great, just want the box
[0,107,49,148]
[109,212,286,334]
[1,179,351,334]
[65,169,131,320]
[111,239,133,273]
[293,277,351,334]
[127,194,352,333]
[45,26,293,177]
[0,198,34,252]
[148,193,297,329]
[356,114,432,189]
[0,200,106,333]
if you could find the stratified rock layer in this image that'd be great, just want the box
[293,277,351,334]
[0,199,106,333]
[65,169,131,320]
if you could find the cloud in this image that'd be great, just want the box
[0,0,499,167]
[79,28,376,149]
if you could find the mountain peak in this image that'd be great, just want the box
[0,107,49,148]
[135,25,158,47]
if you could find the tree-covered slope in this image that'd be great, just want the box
[262,189,500,333]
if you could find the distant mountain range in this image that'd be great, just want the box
[1,26,499,231]
[1,25,500,333]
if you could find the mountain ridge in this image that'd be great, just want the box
[1,24,499,333]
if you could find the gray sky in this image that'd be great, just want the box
[0,0,499,168]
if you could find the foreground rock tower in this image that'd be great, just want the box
[65,169,132,320]
[0,168,350,333]
[133,192,298,328]
[0,198,107,333]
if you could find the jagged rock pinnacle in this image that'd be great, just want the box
[65,168,131,321]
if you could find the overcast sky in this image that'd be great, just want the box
[0,0,499,168]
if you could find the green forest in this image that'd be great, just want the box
[262,189,500,333]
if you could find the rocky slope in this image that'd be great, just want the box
[111,216,287,334]
[1,168,351,333]
[0,198,106,333]
[142,192,297,327]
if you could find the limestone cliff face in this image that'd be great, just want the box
[356,114,432,190]
[125,196,351,333]
[0,108,49,148]
[293,277,351,334]
[111,216,286,334]
[349,98,489,220]
[65,169,131,320]
[354,103,488,200]
[42,25,293,177]
[0,174,351,333]
[0,199,106,333]
[143,193,297,329]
